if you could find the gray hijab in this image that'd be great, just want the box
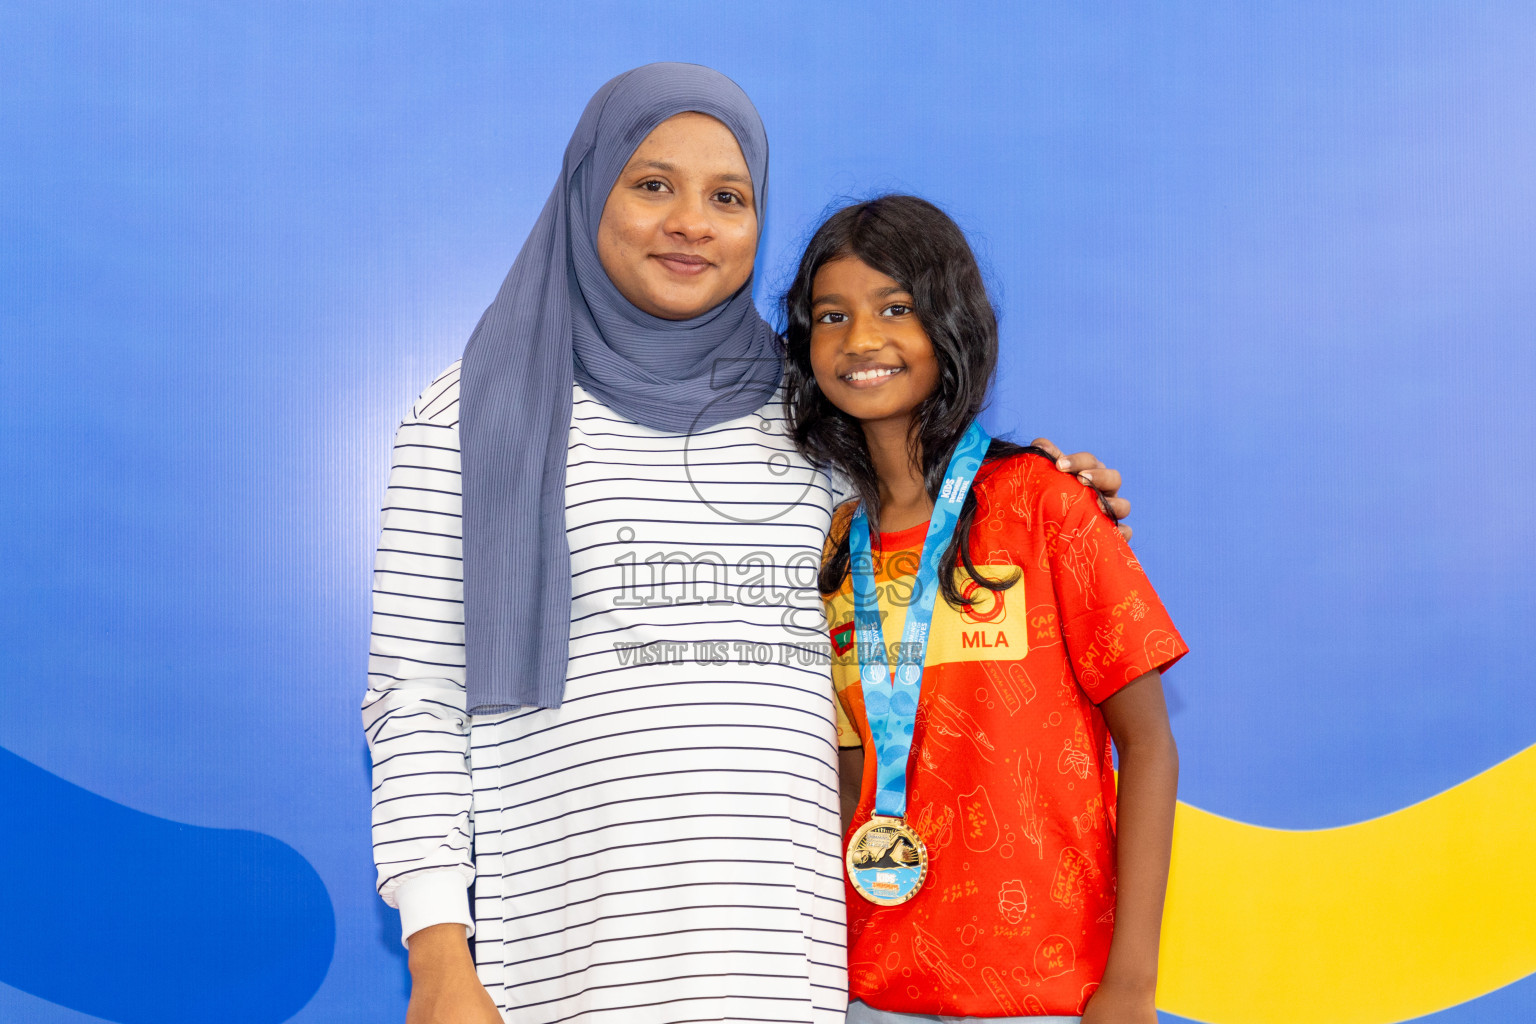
[459,63,780,713]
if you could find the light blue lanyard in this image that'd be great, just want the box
[848,421,991,819]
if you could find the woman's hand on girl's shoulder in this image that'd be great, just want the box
[1029,437,1132,542]
[1079,977,1159,1024]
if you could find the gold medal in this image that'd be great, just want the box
[846,815,929,905]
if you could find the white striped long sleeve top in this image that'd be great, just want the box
[364,362,848,1024]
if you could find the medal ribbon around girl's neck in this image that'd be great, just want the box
[845,420,991,905]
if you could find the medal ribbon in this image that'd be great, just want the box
[849,421,991,820]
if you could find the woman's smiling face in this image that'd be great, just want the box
[596,112,759,320]
[808,255,940,431]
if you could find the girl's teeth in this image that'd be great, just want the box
[848,368,899,381]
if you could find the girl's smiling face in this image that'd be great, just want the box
[809,256,940,434]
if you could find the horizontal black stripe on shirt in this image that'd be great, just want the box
[373,827,474,852]
[571,420,777,443]
[574,408,789,430]
[566,560,812,587]
[392,440,460,455]
[380,525,462,541]
[567,535,828,558]
[365,694,463,717]
[497,923,803,972]
[566,473,824,491]
[372,585,463,603]
[567,455,820,473]
[478,763,836,813]
[492,788,831,841]
[559,658,830,691]
[370,608,464,628]
[565,629,824,660]
[362,688,453,718]
[470,744,833,802]
[567,439,808,458]
[468,716,835,766]
[375,856,470,893]
[370,768,465,793]
[494,833,841,881]
[370,743,468,773]
[488,695,830,749]
[372,783,469,814]
[371,807,463,831]
[375,546,463,561]
[568,411,651,425]
[501,870,847,914]
[505,946,805,993]
[372,576,461,594]
[566,598,821,630]
[375,833,471,867]
[490,672,831,713]
[564,515,819,535]
[373,822,463,859]
[361,685,455,713]
[366,650,465,670]
[366,668,463,686]
[375,836,471,875]
[478,810,841,856]
[509,968,807,1012]
[505,855,841,904]
[386,463,462,478]
[383,483,463,499]
[369,631,464,652]
[534,986,811,1024]
[565,611,824,642]
[504,878,800,926]
[535,1014,813,1024]
[502,899,824,947]
[564,494,823,515]
[379,503,461,518]
[366,707,463,743]
[568,632,829,666]
[369,722,468,750]
[503,869,848,916]
[565,580,823,604]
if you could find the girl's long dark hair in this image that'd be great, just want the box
[781,194,1048,607]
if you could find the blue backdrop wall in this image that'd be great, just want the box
[2,3,1532,1022]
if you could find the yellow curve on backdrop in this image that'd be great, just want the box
[1156,742,1536,1023]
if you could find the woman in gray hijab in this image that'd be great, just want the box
[364,63,1128,1024]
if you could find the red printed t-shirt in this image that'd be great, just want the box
[825,453,1187,1017]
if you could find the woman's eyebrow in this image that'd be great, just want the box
[631,159,677,174]
[811,293,844,308]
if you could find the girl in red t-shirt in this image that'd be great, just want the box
[781,195,1186,1024]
